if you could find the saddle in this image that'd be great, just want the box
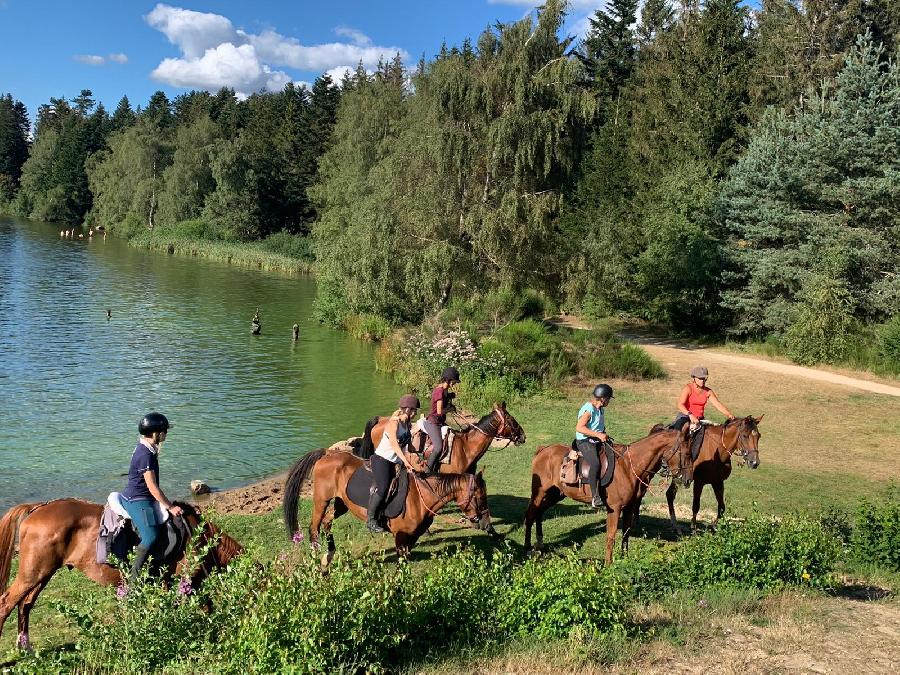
[346,462,410,519]
[412,417,454,465]
[96,493,189,566]
[561,441,616,488]
[688,426,705,461]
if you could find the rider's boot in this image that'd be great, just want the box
[366,490,387,533]
[128,545,152,583]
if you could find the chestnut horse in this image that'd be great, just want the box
[524,428,691,565]
[357,403,526,474]
[0,499,242,650]
[661,416,763,534]
[283,449,492,568]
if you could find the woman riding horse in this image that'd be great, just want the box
[575,383,614,508]
[424,367,461,472]
[0,500,242,650]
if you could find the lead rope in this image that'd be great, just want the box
[409,472,475,526]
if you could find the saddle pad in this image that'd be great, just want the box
[690,427,706,461]
[107,492,170,523]
[346,464,409,519]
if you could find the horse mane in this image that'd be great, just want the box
[175,502,244,567]
[423,472,464,500]
[474,410,497,434]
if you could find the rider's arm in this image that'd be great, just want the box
[386,418,417,471]
[677,385,692,417]
[435,398,444,417]
[708,390,735,420]
[576,410,607,442]
[143,471,183,516]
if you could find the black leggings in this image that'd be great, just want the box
[371,454,396,496]
[576,439,601,494]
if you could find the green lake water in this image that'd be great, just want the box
[0,217,400,511]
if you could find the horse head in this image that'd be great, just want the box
[726,415,763,469]
[492,402,526,446]
[175,502,244,571]
[456,471,493,532]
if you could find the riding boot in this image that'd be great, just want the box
[128,545,152,583]
[589,476,603,508]
[366,490,387,533]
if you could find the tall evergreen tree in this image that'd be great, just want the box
[579,0,639,106]
[0,94,30,203]
[111,95,136,131]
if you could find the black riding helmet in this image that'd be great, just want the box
[592,383,614,399]
[441,366,461,384]
[139,412,171,436]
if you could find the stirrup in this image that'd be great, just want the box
[367,519,386,533]
[591,495,604,508]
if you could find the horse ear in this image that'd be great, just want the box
[500,400,506,410]
[754,414,765,424]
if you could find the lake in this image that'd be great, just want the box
[0,217,400,511]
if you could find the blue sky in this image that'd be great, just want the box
[0,1,609,121]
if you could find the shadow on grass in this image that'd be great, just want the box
[830,583,893,602]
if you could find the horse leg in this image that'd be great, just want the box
[321,500,347,570]
[394,532,412,559]
[710,481,726,531]
[666,481,682,536]
[16,575,52,651]
[691,481,704,532]
[604,508,620,566]
[620,502,635,557]
[0,575,46,643]
[308,497,330,554]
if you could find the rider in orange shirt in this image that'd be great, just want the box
[672,366,735,432]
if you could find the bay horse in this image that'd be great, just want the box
[0,499,242,650]
[524,428,691,565]
[283,449,492,568]
[660,416,763,534]
[357,402,526,474]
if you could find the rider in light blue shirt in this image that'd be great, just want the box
[575,384,613,508]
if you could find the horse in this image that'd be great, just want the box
[282,449,493,568]
[657,416,763,534]
[524,428,691,565]
[356,402,526,474]
[0,499,243,651]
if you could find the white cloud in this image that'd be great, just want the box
[487,0,608,37]
[324,65,356,84]
[74,54,106,66]
[144,4,408,97]
[108,53,129,64]
[146,4,239,59]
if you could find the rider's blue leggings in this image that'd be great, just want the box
[121,498,161,550]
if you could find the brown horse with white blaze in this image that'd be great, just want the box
[0,499,243,650]
[525,428,691,565]
[283,449,493,567]
[358,403,526,475]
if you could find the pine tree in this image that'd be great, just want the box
[0,94,30,203]
[111,95,136,131]
[579,0,639,106]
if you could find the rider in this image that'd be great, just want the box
[575,384,613,508]
[120,413,184,582]
[368,394,421,533]
[424,366,460,472]
[672,366,735,432]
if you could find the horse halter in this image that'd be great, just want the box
[724,419,758,462]
[458,473,488,523]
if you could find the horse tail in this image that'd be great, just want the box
[0,503,41,594]
[355,417,380,459]
[283,449,326,538]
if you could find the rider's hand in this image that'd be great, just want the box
[728,415,736,421]
[689,415,699,426]
[597,432,608,442]
[168,505,184,517]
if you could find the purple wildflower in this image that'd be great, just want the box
[116,583,129,599]
[277,551,288,561]
[292,530,304,544]
[177,577,193,596]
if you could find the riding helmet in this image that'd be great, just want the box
[441,366,461,384]
[592,383,614,399]
[690,366,709,379]
[398,394,421,410]
[139,412,171,436]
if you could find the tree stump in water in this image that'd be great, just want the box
[292,324,300,341]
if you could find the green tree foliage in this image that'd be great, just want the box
[14,91,109,224]
[312,1,596,325]
[0,93,30,203]
[720,36,900,339]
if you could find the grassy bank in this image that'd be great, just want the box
[112,219,315,274]
[3,354,899,670]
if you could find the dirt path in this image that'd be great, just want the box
[625,334,900,398]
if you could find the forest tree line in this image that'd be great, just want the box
[1,0,898,364]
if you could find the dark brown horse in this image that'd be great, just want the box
[524,429,691,565]
[0,499,242,650]
[283,449,493,568]
[660,416,763,533]
[358,403,526,474]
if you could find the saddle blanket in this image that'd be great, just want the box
[345,464,409,519]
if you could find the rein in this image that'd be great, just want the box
[622,434,685,493]
[411,472,481,525]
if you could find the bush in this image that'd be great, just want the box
[784,275,861,365]
[877,316,900,373]
[851,487,900,571]
[584,343,666,381]
[260,230,314,262]
[671,517,839,590]
[344,313,392,341]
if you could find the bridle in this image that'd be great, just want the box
[469,407,522,448]
[414,472,487,524]
[721,418,759,462]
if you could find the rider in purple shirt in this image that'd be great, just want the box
[424,366,460,472]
